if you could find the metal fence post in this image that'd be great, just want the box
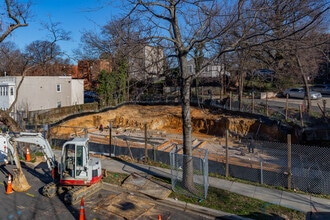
[299,105,304,127]
[266,92,269,116]
[287,134,292,190]
[323,99,327,118]
[251,92,255,114]
[144,123,148,162]
[226,129,229,178]
[108,121,113,157]
[260,158,264,184]
[153,144,156,161]
[229,92,232,110]
[285,94,289,120]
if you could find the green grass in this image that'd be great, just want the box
[170,186,305,220]
[102,170,306,220]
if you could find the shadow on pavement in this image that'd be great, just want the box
[9,162,79,220]
[306,212,330,220]
[113,157,172,179]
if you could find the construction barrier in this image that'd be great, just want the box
[6,174,13,194]
[26,148,31,162]
[79,197,86,220]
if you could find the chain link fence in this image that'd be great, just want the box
[41,93,330,199]
[216,136,330,195]
[48,125,330,200]
[169,145,209,199]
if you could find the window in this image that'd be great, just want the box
[57,102,61,108]
[188,65,193,74]
[10,87,13,96]
[56,84,61,92]
[76,145,83,166]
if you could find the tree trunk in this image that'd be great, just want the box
[179,55,195,191]
[11,142,31,192]
[0,110,22,132]
[296,55,311,114]
[0,107,31,192]
[238,71,244,111]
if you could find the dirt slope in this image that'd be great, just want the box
[50,104,269,141]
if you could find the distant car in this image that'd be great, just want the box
[84,91,100,103]
[311,84,330,95]
[283,88,322,100]
[252,69,275,82]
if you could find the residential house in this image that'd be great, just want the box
[0,76,84,119]
[187,59,230,78]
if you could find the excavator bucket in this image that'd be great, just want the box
[12,168,31,192]
[10,142,31,192]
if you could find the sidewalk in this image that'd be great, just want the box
[99,156,330,219]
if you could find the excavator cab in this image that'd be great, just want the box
[60,137,102,186]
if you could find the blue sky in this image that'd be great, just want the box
[7,0,121,63]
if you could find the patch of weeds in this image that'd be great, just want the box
[102,171,129,185]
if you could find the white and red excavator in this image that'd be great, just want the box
[0,132,103,204]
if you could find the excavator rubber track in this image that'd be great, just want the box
[63,181,103,205]
[42,182,57,198]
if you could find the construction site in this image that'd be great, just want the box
[48,103,330,194]
[50,104,282,145]
[1,103,329,219]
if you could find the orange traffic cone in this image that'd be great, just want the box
[79,197,86,220]
[6,174,13,194]
[26,148,31,162]
[158,214,162,220]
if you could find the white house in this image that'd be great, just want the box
[0,76,84,116]
[187,59,230,77]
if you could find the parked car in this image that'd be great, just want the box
[84,91,100,103]
[311,84,330,95]
[252,69,275,82]
[283,88,322,100]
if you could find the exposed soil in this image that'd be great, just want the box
[50,105,283,149]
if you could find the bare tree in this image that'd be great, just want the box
[0,1,72,191]
[0,0,30,42]
[117,0,330,191]
[293,36,325,114]
[77,17,157,100]
[0,42,27,76]
[0,0,31,131]
[245,1,329,86]
[24,20,71,75]
[120,0,245,191]
[0,0,32,191]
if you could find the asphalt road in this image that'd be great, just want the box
[255,95,330,111]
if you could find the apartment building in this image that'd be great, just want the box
[129,45,164,80]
